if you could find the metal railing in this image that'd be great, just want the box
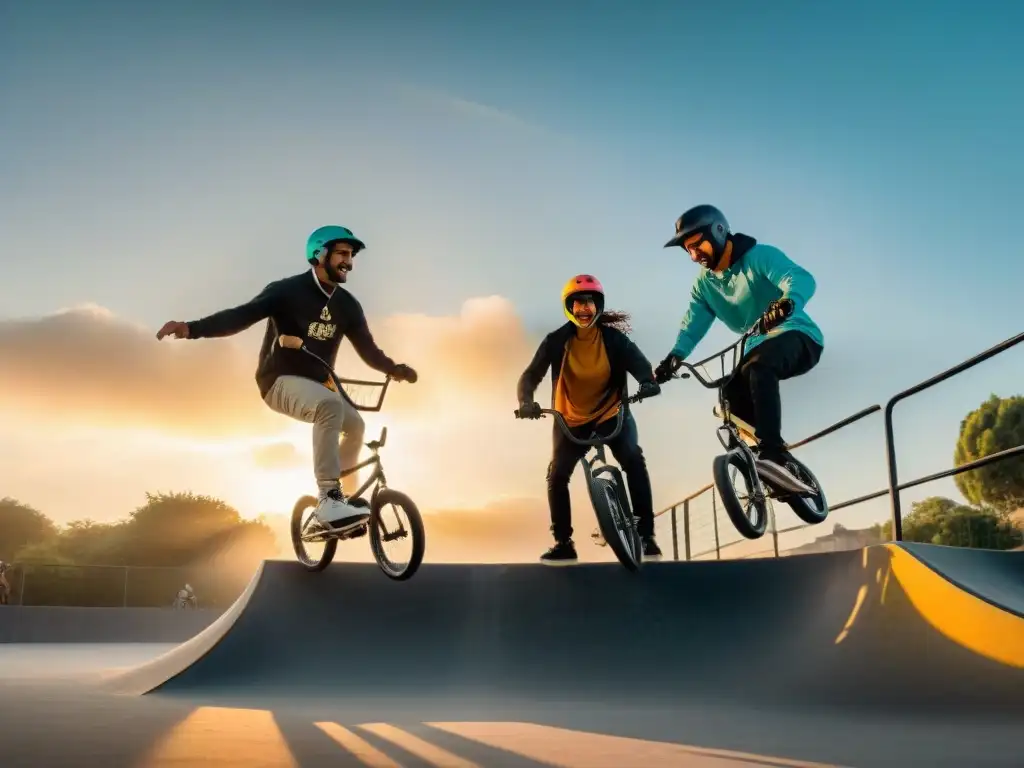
[654,329,1024,560]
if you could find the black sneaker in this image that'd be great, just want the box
[642,536,663,561]
[540,540,578,566]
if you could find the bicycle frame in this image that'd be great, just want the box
[340,449,388,504]
[277,334,394,505]
[669,324,770,502]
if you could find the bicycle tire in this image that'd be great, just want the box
[782,457,830,526]
[712,452,769,540]
[587,472,641,571]
[291,495,337,571]
[369,488,426,581]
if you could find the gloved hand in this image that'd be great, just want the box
[516,400,543,419]
[654,354,682,384]
[757,298,794,334]
[391,364,418,383]
[636,380,662,400]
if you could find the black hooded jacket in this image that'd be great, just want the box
[516,321,656,413]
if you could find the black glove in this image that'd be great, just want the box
[636,380,662,400]
[516,400,542,419]
[391,363,418,383]
[654,354,682,384]
[758,298,794,334]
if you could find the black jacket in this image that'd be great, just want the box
[516,321,656,412]
[187,270,398,398]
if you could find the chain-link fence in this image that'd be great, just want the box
[2,561,254,609]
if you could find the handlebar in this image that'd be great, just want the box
[277,334,394,412]
[277,335,392,384]
[670,324,760,390]
[667,299,793,390]
[513,386,659,447]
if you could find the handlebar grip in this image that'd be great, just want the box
[278,334,304,350]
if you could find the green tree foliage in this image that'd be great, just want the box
[883,496,1023,550]
[0,497,58,560]
[954,394,1024,513]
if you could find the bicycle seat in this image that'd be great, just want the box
[366,439,381,452]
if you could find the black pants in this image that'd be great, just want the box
[722,330,823,455]
[546,410,654,543]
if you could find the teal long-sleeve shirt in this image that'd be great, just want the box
[671,240,824,359]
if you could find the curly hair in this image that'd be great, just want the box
[596,310,632,334]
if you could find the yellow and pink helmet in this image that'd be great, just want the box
[561,274,605,327]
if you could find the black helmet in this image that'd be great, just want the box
[664,204,731,268]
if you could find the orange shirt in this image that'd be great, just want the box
[553,326,621,427]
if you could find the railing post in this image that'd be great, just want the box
[670,505,679,561]
[122,567,129,608]
[683,500,692,561]
[883,400,903,541]
[712,491,721,560]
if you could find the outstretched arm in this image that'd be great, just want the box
[186,282,281,339]
[670,281,715,359]
[516,337,551,404]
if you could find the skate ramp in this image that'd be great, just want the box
[103,544,1024,712]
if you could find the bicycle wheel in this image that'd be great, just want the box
[587,471,641,571]
[712,452,769,540]
[291,495,337,571]
[369,489,426,581]
[783,457,829,525]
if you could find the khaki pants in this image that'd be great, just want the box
[264,375,366,497]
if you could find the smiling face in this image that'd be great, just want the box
[319,242,356,285]
[570,294,598,327]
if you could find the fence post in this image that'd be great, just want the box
[670,506,679,561]
[122,567,129,608]
[771,505,779,558]
[683,500,691,561]
[883,400,904,541]
[712,491,721,560]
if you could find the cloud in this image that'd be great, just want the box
[250,442,305,470]
[336,295,539,414]
[390,82,555,140]
[0,304,278,437]
[0,296,543,440]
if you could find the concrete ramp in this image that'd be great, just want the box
[103,545,1024,713]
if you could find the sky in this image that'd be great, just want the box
[1,0,1022,561]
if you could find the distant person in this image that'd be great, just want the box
[156,226,419,532]
[656,204,823,493]
[173,583,197,609]
[516,274,663,565]
[0,560,10,605]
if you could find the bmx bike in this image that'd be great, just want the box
[665,323,829,540]
[277,335,426,580]
[514,385,659,571]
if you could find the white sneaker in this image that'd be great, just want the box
[315,489,370,530]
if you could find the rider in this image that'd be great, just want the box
[156,225,418,531]
[0,560,9,605]
[517,274,663,565]
[656,204,823,492]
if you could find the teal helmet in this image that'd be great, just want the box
[306,225,366,264]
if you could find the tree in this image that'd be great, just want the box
[954,394,1024,513]
[883,495,1023,550]
[115,491,255,567]
[0,497,58,560]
